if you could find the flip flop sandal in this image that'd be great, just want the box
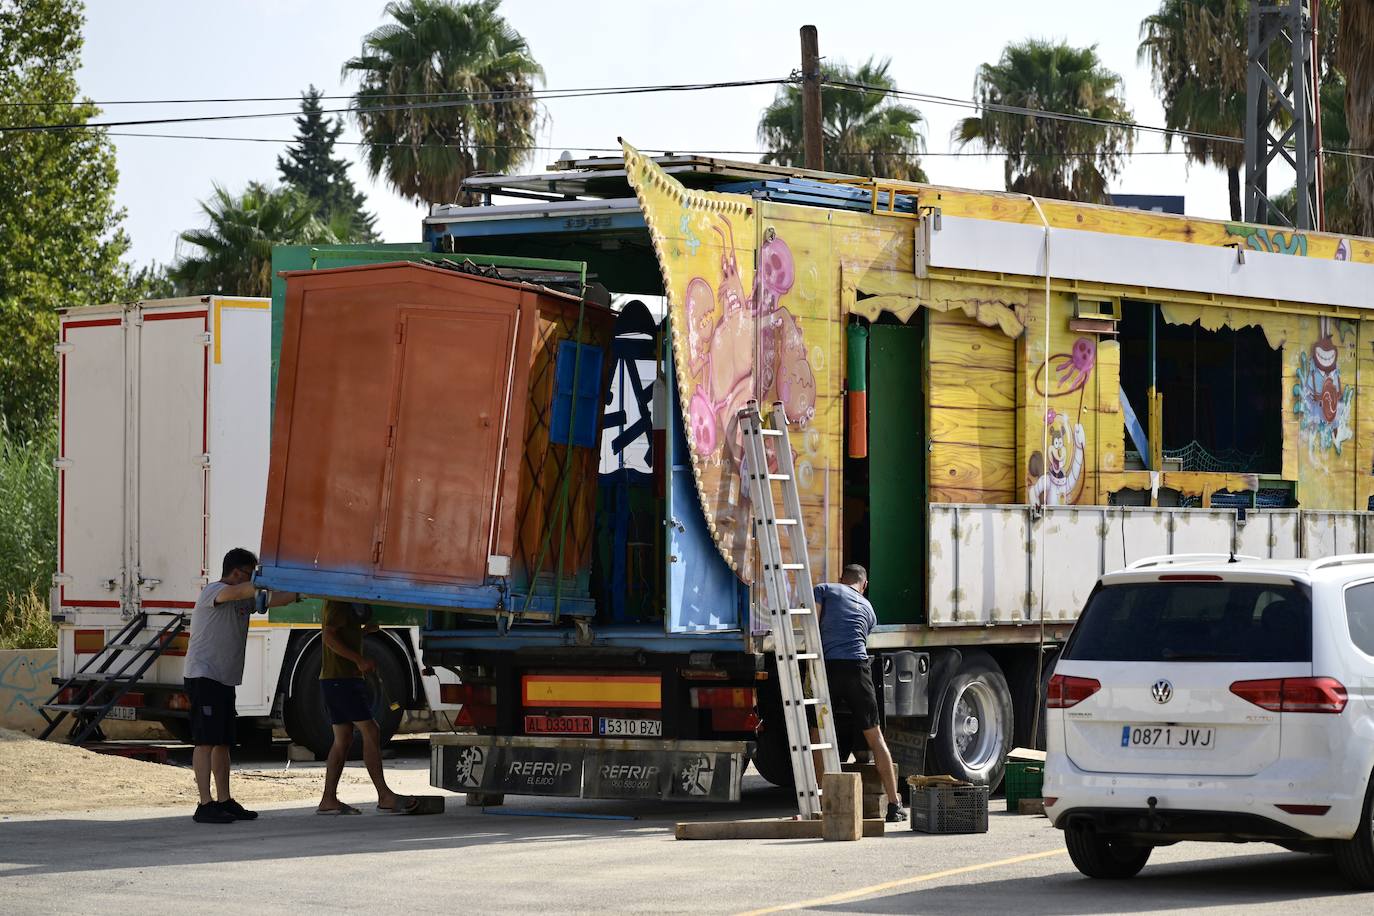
[316,803,362,816]
[378,796,421,815]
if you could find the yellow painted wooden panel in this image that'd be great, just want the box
[929,406,1016,450]
[929,364,1017,411]
[930,441,1016,495]
[928,312,1015,372]
[930,485,1013,505]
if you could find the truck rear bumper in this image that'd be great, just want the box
[430,734,748,802]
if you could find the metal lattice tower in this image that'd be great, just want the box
[1244,0,1323,230]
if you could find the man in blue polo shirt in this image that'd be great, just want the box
[814,564,906,823]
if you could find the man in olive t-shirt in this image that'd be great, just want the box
[315,600,416,815]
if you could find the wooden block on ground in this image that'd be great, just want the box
[1017,798,1046,817]
[286,743,315,762]
[822,772,863,841]
[675,818,887,840]
[412,795,446,815]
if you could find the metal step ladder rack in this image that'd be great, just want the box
[39,611,189,743]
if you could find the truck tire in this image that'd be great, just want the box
[1012,649,1059,750]
[1065,825,1152,879]
[283,634,407,759]
[1335,770,1374,889]
[929,651,1013,789]
[751,719,795,789]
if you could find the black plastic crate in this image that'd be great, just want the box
[909,783,990,834]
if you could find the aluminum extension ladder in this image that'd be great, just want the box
[738,400,841,818]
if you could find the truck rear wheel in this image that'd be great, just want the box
[283,634,408,759]
[929,651,1012,789]
[1012,648,1059,750]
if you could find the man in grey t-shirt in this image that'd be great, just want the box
[184,548,297,824]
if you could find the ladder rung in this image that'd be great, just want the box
[781,563,804,570]
[766,473,790,481]
[797,653,819,660]
[67,673,136,683]
[800,698,821,706]
[804,742,833,751]
[786,607,811,615]
[103,642,160,652]
[775,518,797,525]
[760,429,784,437]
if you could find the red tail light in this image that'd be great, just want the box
[167,692,190,711]
[1047,674,1101,708]
[689,687,755,709]
[1230,677,1347,713]
[441,684,496,706]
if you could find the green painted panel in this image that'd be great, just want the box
[269,243,430,398]
[266,597,425,628]
[867,323,926,625]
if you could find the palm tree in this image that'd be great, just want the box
[1139,0,1249,220]
[169,183,338,297]
[1339,0,1374,235]
[955,40,1133,203]
[344,0,544,207]
[758,57,927,181]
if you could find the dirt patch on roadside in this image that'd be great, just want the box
[0,727,372,815]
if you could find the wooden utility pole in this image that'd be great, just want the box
[800,25,823,171]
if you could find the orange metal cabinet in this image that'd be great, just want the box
[256,262,612,615]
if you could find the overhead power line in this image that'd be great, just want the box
[0,78,789,133]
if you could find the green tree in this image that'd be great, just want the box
[169,183,340,298]
[1340,0,1374,235]
[344,0,545,207]
[1139,0,1249,220]
[758,57,927,181]
[124,261,176,300]
[278,86,377,241]
[0,0,131,442]
[955,40,1133,203]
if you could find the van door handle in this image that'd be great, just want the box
[138,577,161,591]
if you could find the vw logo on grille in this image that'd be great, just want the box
[1151,679,1174,704]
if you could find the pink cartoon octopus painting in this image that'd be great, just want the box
[682,221,816,464]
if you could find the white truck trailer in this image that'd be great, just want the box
[46,295,452,754]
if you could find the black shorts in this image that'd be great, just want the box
[185,677,236,746]
[808,659,881,732]
[321,677,374,725]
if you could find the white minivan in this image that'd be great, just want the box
[1044,554,1374,887]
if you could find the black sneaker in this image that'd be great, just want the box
[192,802,236,824]
[885,803,908,824]
[219,798,258,821]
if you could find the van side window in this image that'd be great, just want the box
[1345,583,1374,656]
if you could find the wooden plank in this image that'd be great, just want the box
[929,407,1015,451]
[928,364,1016,411]
[929,485,1012,504]
[930,442,1015,495]
[675,817,887,840]
[928,314,1015,371]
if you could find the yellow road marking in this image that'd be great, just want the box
[735,848,1067,915]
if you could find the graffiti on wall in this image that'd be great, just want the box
[0,649,56,733]
[1028,337,1096,507]
[1294,316,1355,455]
[1224,224,1355,263]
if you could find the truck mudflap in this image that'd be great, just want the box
[430,735,747,802]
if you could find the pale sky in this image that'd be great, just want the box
[76,0,1244,269]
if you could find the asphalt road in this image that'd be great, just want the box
[3,740,1372,914]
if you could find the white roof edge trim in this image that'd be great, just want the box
[929,216,1374,310]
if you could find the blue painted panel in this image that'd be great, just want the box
[550,340,603,447]
[424,210,646,244]
[424,625,746,654]
[254,566,595,616]
[667,468,740,633]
